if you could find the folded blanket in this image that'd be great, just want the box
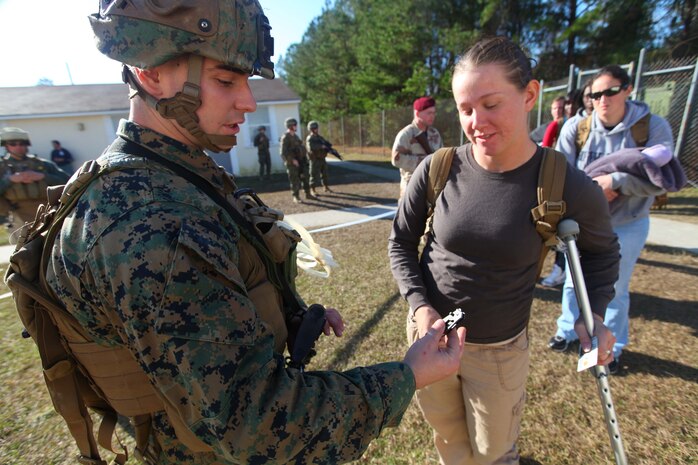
[584,147,687,192]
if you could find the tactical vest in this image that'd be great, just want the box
[1,155,50,201]
[5,141,308,465]
[425,146,567,279]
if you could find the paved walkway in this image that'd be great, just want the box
[1,160,696,263]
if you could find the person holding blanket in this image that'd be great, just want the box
[549,65,677,374]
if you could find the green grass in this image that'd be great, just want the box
[0,157,696,464]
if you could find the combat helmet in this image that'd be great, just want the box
[285,118,298,129]
[0,127,31,147]
[89,0,274,152]
[307,121,319,131]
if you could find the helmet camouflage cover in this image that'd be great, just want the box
[0,127,31,146]
[285,118,298,128]
[90,0,274,79]
[307,121,319,131]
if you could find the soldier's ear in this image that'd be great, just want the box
[132,67,165,97]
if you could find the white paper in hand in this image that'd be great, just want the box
[577,336,599,372]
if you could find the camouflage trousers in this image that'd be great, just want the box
[285,160,311,197]
[3,199,42,230]
[399,168,414,199]
[258,152,271,178]
[309,157,329,188]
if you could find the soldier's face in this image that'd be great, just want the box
[5,141,28,158]
[196,58,257,144]
[417,107,436,127]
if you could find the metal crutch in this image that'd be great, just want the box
[557,219,628,465]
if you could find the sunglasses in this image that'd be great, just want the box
[589,85,628,101]
[5,141,28,147]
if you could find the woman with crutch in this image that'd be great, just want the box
[389,36,621,465]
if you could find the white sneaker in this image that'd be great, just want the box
[541,264,565,287]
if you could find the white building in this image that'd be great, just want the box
[0,79,301,176]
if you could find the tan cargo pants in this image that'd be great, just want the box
[407,316,529,465]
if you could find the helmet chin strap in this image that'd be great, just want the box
[122,55,237,153]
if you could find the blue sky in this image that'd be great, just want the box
[0,0,329,87]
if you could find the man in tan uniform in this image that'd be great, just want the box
[0,127,69,229]
[392,97,443,198]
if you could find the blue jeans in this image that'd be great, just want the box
[555,216,649,358]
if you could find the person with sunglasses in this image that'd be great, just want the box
[549,65,674,374]
[0,127,69,230]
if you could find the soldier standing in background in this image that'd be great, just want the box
[280,117,315,203]
[306,120,333,195]
[41,2,467,463]
[0,127,69,229]
[253,126,271,179]
[392,96,443,198]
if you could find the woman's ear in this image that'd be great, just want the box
[524,80,540,112]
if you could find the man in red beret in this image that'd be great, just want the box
[391,96,443,198]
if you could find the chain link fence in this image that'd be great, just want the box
[320,53,698,186]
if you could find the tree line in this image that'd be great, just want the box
[278,0,697,121]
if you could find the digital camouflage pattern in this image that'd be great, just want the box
[46,120,415,464]
[89,0,274,79]
[280,132,311,197]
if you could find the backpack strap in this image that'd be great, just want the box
[530,148,567,278]
[6,159,126,465]
[425,147,457,233]
[630,113,651,147]
[575,114,592,157]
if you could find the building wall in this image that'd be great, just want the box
[1,113,127,174]
[229,102,301,177]
[2,102,301,178]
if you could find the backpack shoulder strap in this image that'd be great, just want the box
[530,148,568,278]
[425,147,457,233]
[630,113,651,147]
[427,147,457,211]
[575,114,593,157]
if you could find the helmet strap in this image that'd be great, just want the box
[122,55,237,152]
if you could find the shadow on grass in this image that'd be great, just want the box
[328,292,402,368]
[615,350,698,382]
[630,292,698,336]
[639,245,698,271]
[520,457,544,465]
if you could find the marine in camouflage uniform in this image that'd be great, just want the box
[42,1,465,464]
[252,126,271,179]
[391,97,443,198]
[280,118,314,203]
[305,121,332,195]
[0,127,69,228]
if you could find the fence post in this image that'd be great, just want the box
[359,114,363,154]
[341,116,345,152]
[632,48,646,101]
[537,79,545,126]
[567,64,576,92]
[675,57,698,168]
[381,109,386,156]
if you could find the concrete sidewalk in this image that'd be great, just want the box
[1,160,696,263]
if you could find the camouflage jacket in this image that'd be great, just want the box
[391,123,443,173]
[0,153,69,201]
[46,120,415,465]
[305,134,329,160]
[279,132,306,165]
